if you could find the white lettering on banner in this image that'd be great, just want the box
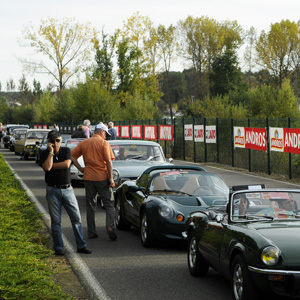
[246,131,266,147]
[132,126,141,138]
[145,127,156,139]
[284,132,300,149]
[122,126,129,136]
[161,127,172,140]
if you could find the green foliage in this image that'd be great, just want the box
[72,75,121,122]
[34,91,57,123]
[119,89,161,120]
[210,50,247,96]
[0,154,72,299]
[11,105,35,124]
[54,89,76,122]
[247,79,300,118]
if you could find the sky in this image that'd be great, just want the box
[1,0,300,90]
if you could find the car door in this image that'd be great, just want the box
[199,217,228,272]
[123,188,145,227]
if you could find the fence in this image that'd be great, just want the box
[36,117,300,181]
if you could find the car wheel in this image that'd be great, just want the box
[24,153,29,160]
[231,254,257,300]
[140,211,155,248]
[115,195,131,230]
[35,154,39,164]
[188,231,209,277]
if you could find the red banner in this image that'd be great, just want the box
[159,125,173,141]
[283,128,300,154]
[144,125,157,140]
[245,127,267,151]
[131,125,142,139]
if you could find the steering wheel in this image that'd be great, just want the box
[193,186,212,194]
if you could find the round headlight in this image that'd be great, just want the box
[159,206,174,219]
[261,246,281,266]
[112,169,119,183]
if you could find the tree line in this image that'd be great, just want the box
[1,13,300,125]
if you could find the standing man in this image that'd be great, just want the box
[83,119,91,138]
[40,130,91,256]
[107,122,117,140]
[71,124,117,241]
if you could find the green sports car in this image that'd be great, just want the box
[184,185,300,300]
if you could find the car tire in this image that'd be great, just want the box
[35,154,39,164]
[140,211,155,248]
[115,195,131,230]
[231,254,258,300]
[188,231,209,277]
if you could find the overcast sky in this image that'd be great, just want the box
[1,0,300,90]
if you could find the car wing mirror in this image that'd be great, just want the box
[36,141,40,145]
[127,185,140,193]
[216,214,224,223]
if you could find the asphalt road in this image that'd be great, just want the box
[1,148,299,300]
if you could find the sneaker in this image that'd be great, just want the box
[77,247,92,254]
[55,249,65,256]
[107,228,117,241]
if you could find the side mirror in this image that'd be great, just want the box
[127,185,140,193]
[168,158,173,163]
[216,214,224,223]
[36,141,40,145]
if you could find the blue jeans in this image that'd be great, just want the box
[46,186,87,251]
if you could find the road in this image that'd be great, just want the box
[1,148,299,300]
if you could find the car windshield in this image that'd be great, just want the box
[111,144,165,162]
[27,131,48,139]
[231,190,300,221]
[149,170,229,198]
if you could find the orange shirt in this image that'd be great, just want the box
[71,135,115,181]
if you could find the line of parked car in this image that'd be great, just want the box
[2,124,300,299]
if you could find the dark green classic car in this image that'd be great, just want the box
[184,186,300,300]
[115,165,229,247]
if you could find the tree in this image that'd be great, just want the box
[209,50,246,96]
[6,78,16,92]
[256,19,300,87]
[34,91,57,123]
[21,17,98,90]
[156,24,177,119]
[177,16,243,99]
[94,30,117,90]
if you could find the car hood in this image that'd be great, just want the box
[113,161,172,177]
[249,222,300,265]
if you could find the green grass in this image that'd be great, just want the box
[0,153,73,300]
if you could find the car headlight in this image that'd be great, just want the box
[159,206,174,219]
[113,169,120,184]
[26,145,34,149]
[261,246,281,266]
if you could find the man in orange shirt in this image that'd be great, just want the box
[71,124,117,240]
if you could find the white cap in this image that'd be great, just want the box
[96,123,111,135]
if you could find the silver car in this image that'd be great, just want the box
[70,140,173,186]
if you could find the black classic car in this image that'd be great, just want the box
[115,165,229,247]
[184,185,300,300]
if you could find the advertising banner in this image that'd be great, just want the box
[144,125,157,140]
[120,125,130,138]
[283,128,300,154]
[131,125,142,139]
[234,127,245,148]
[269,127,284,152]
[184,124,193,141]
[244,127,267,151]
[159,125,173,141]
[205,125,216,143]
[194,125,204,142]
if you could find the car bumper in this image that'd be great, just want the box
[249,266,300,297]
[70,170,84,182]
[24,148,36,156]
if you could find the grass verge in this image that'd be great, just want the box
[0,153,74,300]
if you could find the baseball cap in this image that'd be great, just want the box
[96,124,111,136]
[47,130,61,140]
